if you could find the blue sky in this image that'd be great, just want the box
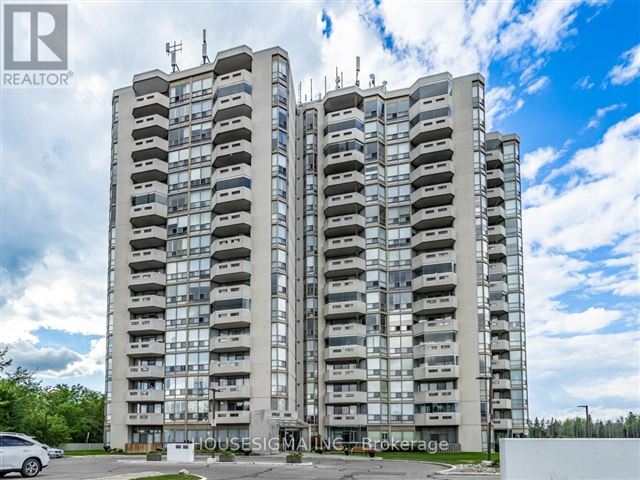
[1,0,638,421]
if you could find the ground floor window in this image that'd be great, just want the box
[131,427,162,444]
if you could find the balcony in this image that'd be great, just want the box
[127,317,165,335]
[414,389,460,404]
[213,139,252,168]
[212,116,251,144]
[410,116,453,145]
[211,235,251,260]
[324,171,365,196]
[408,93,453,119]
[126,341,165,358]
[324,127,365,146]
[132,92,169,118]
[412,272,457,294]
[491,359,511,371]
[213,385,251,400]
[411,161,455,187]
[414,412,460,427]
[410,138,454,165]
[211,211,251,237]
[129,272,166,292]
[491,339,510,352]
[487,169,504,188]
[411,206,455,230]
[213,69,252,90]
[127,389,164,403]
[324,301,366,319]
[414,342,458,359]
[213,410,251,424]
[213,92,252,122]
[493,398,512,410]
[488,244,507,260]
[490,301,509,315]
[324,368,367,383]
[413,365,460,381]
[131,158,168,183]
[211,334,251,352]
[325,391,367,404]
[488,225,506,242]
[486,150,504,168]
[491,320,510,334]
[131,136,168,161]
[130,226,166,249]
[128,248,166,270]
[413,319,458,336]
[324,279,366,296]
[324,257,366,278]
[487,187,505,206]
[212,284,251,302]
[411,183,455,209]
[127,365,164,379]
[128,295,165,314]
[212,163,252,184]
[211,260,252,283]
[490,281,508,295]
[129,203,167,228]
[210,359,251,376]
[323,150,365,174]
[492,378,511,390]
[412,250,456,269]
[324,235,365,258]
[212,187,251,214]
[325,414,367,427]
[412,228,456,251]
[489,262,507,276]
[132,114,169,140]
[210,309,251,329]
[126,413,164,426]
[324,323,367,338]
[324,214,365,237]
[324,192,365,217]
[487,206,506,224]
[324,345,367,361]
[324,107,364,125]
[413,296,457,315]
[493,418,513,430]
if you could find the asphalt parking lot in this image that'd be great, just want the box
[1,454,499,480]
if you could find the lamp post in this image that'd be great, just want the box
[477,375,493,461]
[210,387,221,447]
[578,405,590,437]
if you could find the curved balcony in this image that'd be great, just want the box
[212,187,251,214]
[412,272,457,294]
[414,412,460,427]
[411,183,454,209]
[412,250,456,269]
[212,211,251,237]
[128,248,166,271]
[212,116,251,144]
[414,342,458,358]
[129,272,166,292]
[210,359,251,376]
[129,203,167,228]
[324,279,366,296]
[213,92,252,122]
[324,257,366,278]
[413,296,457,315]
[323,150,365,174]
[213,139,252,168]
[212,163,252,184]
[324,235,365,258]
[210,309,251,329]
[410,116,453,145]
[412,228,456,251]
[132,92,169,118]
[324,127,364,146]
[127,317,165,335]
[324,368,367,383]
[212,284,252,302]
[408,93,453,119]
[413,365,459,381]
[325,414,367,427]
[126,340,165,357]
[130,226,166,249]
[324,323,367,337]
[324,171,365,196]
[324,345,367,361]
[324,301,366,320]
[324,192,365,217]
[324,107,364,125]
[131,158,168,184]
[132,114,169,140]
[411,161,454,187]
[211,235,251,260]
[414,389,459,404]
[127,365,164,379]
[410,138,454,166]
[325,391,367,404]
[132,136,168,161]
[413,319,458,336]
[324,214,365,238]
[211,334,251,353]
[211,260,252,283]
[128,294,165,314]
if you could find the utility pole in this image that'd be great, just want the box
[578,405,590,437]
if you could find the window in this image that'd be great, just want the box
[386,121,409,140]
[191,122,212,142]
[169,126,189,147]
[191,99,212,120]
[168,148,189,170]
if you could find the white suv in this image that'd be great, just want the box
[0,433,49,477]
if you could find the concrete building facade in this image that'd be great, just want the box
[105,45,528,452]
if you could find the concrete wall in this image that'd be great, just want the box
[500,438,640,480]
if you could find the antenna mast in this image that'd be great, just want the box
[166,40,182,72]
[201,29,210,64]
[355,56,360,87]
[335,67,340,90]
[369,73,376,88]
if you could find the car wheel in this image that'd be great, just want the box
[20,458,41,478]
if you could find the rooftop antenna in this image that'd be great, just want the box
[355,56,361,87]
[369,73,376,88]
[298,82,302,106]
[382,80,388,92]
[341,71,344,89]
[310,78,313,101]
[166,40,182,72]
[335,67,341,90]
[324,75,327,95]
[201,29,210,64]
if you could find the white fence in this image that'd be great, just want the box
[500,438,640,480]
[59,442,104,451]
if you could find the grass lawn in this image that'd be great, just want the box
[65,449,146,456]
[132,476,200,480]
[374,450,499,464]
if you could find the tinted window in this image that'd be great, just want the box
[1,435,33,447]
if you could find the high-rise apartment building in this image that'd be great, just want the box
[105,45,528,453]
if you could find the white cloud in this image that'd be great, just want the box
[608,43,640,85]
[521,146,562,180]
[525,76,550,94]
[584,103,626,129]
[485,85,525,130]
[574,75,595,89]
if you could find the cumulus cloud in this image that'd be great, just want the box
[521,146,562,181]
[607,43,640,85]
